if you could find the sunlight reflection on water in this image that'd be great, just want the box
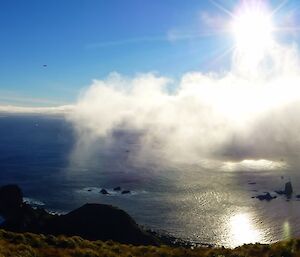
[283,221,291,240]
[228,213,262,247]
[222,159,287,172]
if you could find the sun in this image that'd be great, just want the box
[230,4,274,58]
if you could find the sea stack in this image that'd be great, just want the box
[284,182,293,196]
[100,189,109,195]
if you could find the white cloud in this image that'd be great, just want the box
[0,104,74,115]
[67,39,300,169]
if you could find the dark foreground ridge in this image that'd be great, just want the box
[0,184,157,245]
[0,229,299,257]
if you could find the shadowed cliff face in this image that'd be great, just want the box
[0,185,24,230]
[0,185,23,219]
[0,184,157,245]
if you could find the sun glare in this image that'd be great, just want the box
[231,4,274,65]
[229,213,262,247]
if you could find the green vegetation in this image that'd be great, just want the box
[0,229,299,257]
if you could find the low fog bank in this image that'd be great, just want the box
[67,43,300,171]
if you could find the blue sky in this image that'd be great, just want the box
[0,0,298,106]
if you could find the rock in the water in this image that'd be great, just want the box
[256,192,277,201]
[113,186,121,191]
[275,190,285,195]
[100,189,109,195]
[121,190,131,194]
[284,182,293,196]
[275,182,293,198]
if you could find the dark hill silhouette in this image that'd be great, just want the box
[0,184,157,245]
[45,203,157,244]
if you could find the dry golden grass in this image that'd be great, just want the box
[0,229,299,257]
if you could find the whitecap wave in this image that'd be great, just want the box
[23,197,46,206]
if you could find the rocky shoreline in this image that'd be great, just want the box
[0,184,158,245]
[0,184,202,248]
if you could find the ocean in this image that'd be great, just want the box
[0,114,300,248]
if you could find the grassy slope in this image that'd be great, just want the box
[0,229,299,257]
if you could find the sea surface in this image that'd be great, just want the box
[0,114,300,248]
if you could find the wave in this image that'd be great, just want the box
[23,197,46,207]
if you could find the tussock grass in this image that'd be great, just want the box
[0,229,299,257]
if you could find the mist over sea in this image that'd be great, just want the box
[0,114,300,248]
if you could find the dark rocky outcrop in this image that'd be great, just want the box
[45,204,156,245]
[284,182,293,196]
[0,185,157,245]
[275,182,293,198]
[275,190,285,195]
[0,185,24,231]
[113,186,121,191]
[0,185,23,219]
[121,190,131,194]
[100,189,109,195]
[256,192,277,201]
